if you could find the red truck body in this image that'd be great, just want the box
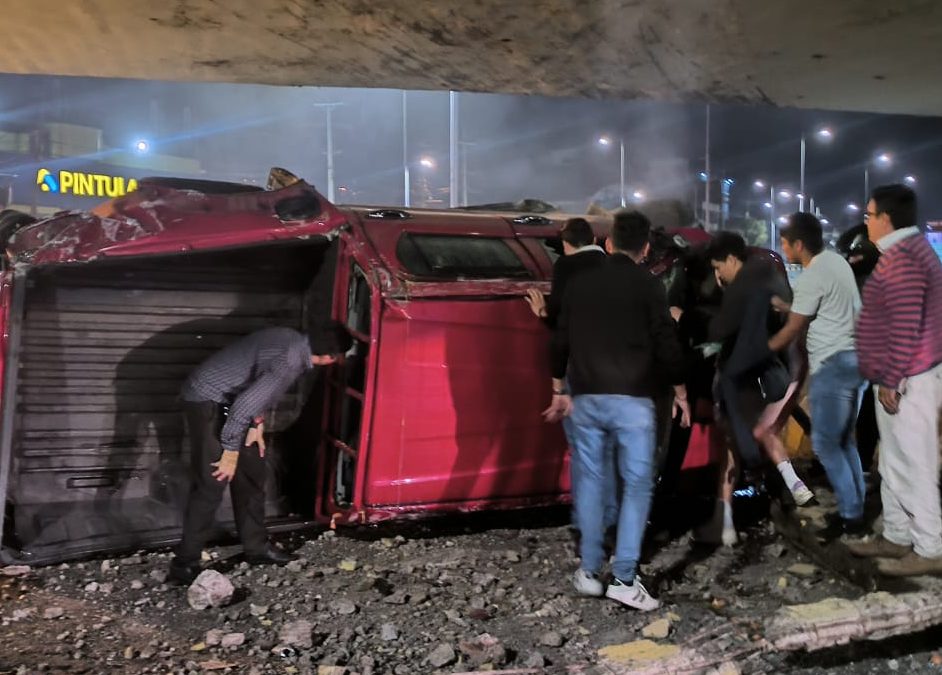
[0,174,719,562]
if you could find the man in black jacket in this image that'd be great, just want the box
[525,218,615,530]
[546,211,689,611]
[525,217,606,327]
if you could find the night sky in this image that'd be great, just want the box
[1,73,940,228]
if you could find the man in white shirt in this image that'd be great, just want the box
[768,213,866,538]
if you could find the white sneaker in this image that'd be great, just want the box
[572,569,604,597]
[721,527,738,547]
[605,577,660,611]
[791,480,815,506]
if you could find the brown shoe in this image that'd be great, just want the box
[877,550,942,577]
[844,536,910,559]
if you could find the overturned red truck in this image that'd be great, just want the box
[0,170,731,564]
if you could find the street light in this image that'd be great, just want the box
[846,203,860,213]
[864,152,893,202]
[133,139,150,154]
[755,179,777,246]
[598,134,627,207]
[632,190,645,202]
[419,156,436,170]
[799,126,833,211]
[904,175,917,186]
[778,190,792,200]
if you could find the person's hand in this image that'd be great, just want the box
[525,288,548,319]
[770,295,790,313]
[542,394,573,423]
[245,423,266,458]
[878,385,901,415]
[211,449,239,482]
[669,306,683,322]
[672,386,691,428]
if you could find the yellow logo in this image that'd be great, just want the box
[35,169,138,198]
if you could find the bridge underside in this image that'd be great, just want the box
[1,1,941,115]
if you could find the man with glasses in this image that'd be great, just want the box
[849,184,942,576]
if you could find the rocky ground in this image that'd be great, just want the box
[3,493,942,674]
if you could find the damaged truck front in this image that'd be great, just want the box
[0,175,347,563]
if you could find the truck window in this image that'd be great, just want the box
[396,234,532,279]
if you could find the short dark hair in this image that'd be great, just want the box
[706,231,747,263]
[781,212,824,255]
[610,210,651,254]
[560,217,595,248]
[310,320,353,356]
[871,184,917,230]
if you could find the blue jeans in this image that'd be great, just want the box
[570,394,656,582]
[808,350,866,521]
[565,416,619,530]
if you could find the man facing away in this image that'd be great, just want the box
[169,323,352,584]
[525,218,615,531]
[546,211,690,611]
[768,213,867,538]
[848,184,942,577]
[525,217,606,327]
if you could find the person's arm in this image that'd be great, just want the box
[650,281,686,385]
[768,264,818,353]
[220,363,301,451]
[545,284,574,422]
[881,258,927,395]
[768,312,811,353]
[543,258,569,327]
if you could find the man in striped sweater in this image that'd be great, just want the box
[848,184,942,577]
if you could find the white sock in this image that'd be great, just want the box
[721,499,734,530]
[777,460,801,490]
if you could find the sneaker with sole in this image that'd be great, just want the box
[845,536,910,559]
[605,577,660,611]
[572,569,604,597]
[721,527,738,547]
[790,480,816,506]
[876,550,942,577]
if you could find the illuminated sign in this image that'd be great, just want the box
[36,168,138,198]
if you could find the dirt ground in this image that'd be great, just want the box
[3,482,942,675]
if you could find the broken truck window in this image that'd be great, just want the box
[396,233,531,280]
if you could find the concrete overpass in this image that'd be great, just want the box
[1,1,941,116]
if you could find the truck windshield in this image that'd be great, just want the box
[396,233,532,279]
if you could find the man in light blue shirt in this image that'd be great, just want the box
[768,213,866,538]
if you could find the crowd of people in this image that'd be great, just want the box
[532,182,942,611]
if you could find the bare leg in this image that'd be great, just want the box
[718,446,738,546]
[754,400,815,506]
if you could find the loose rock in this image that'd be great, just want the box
[279,620,314,649]
[787,563,818,578]
[43,607,65,620]
[380,623,399,641]
[641,618,672,640]
[458,632,507,666]
[1,565,31,577]
[187,570,234,610]
[220,632,245,648]
[540,630,565,647]
[205,629,225,647]
[427,643,457,668]
[329,599,357,615]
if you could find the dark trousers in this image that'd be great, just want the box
[176,401,268,562]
